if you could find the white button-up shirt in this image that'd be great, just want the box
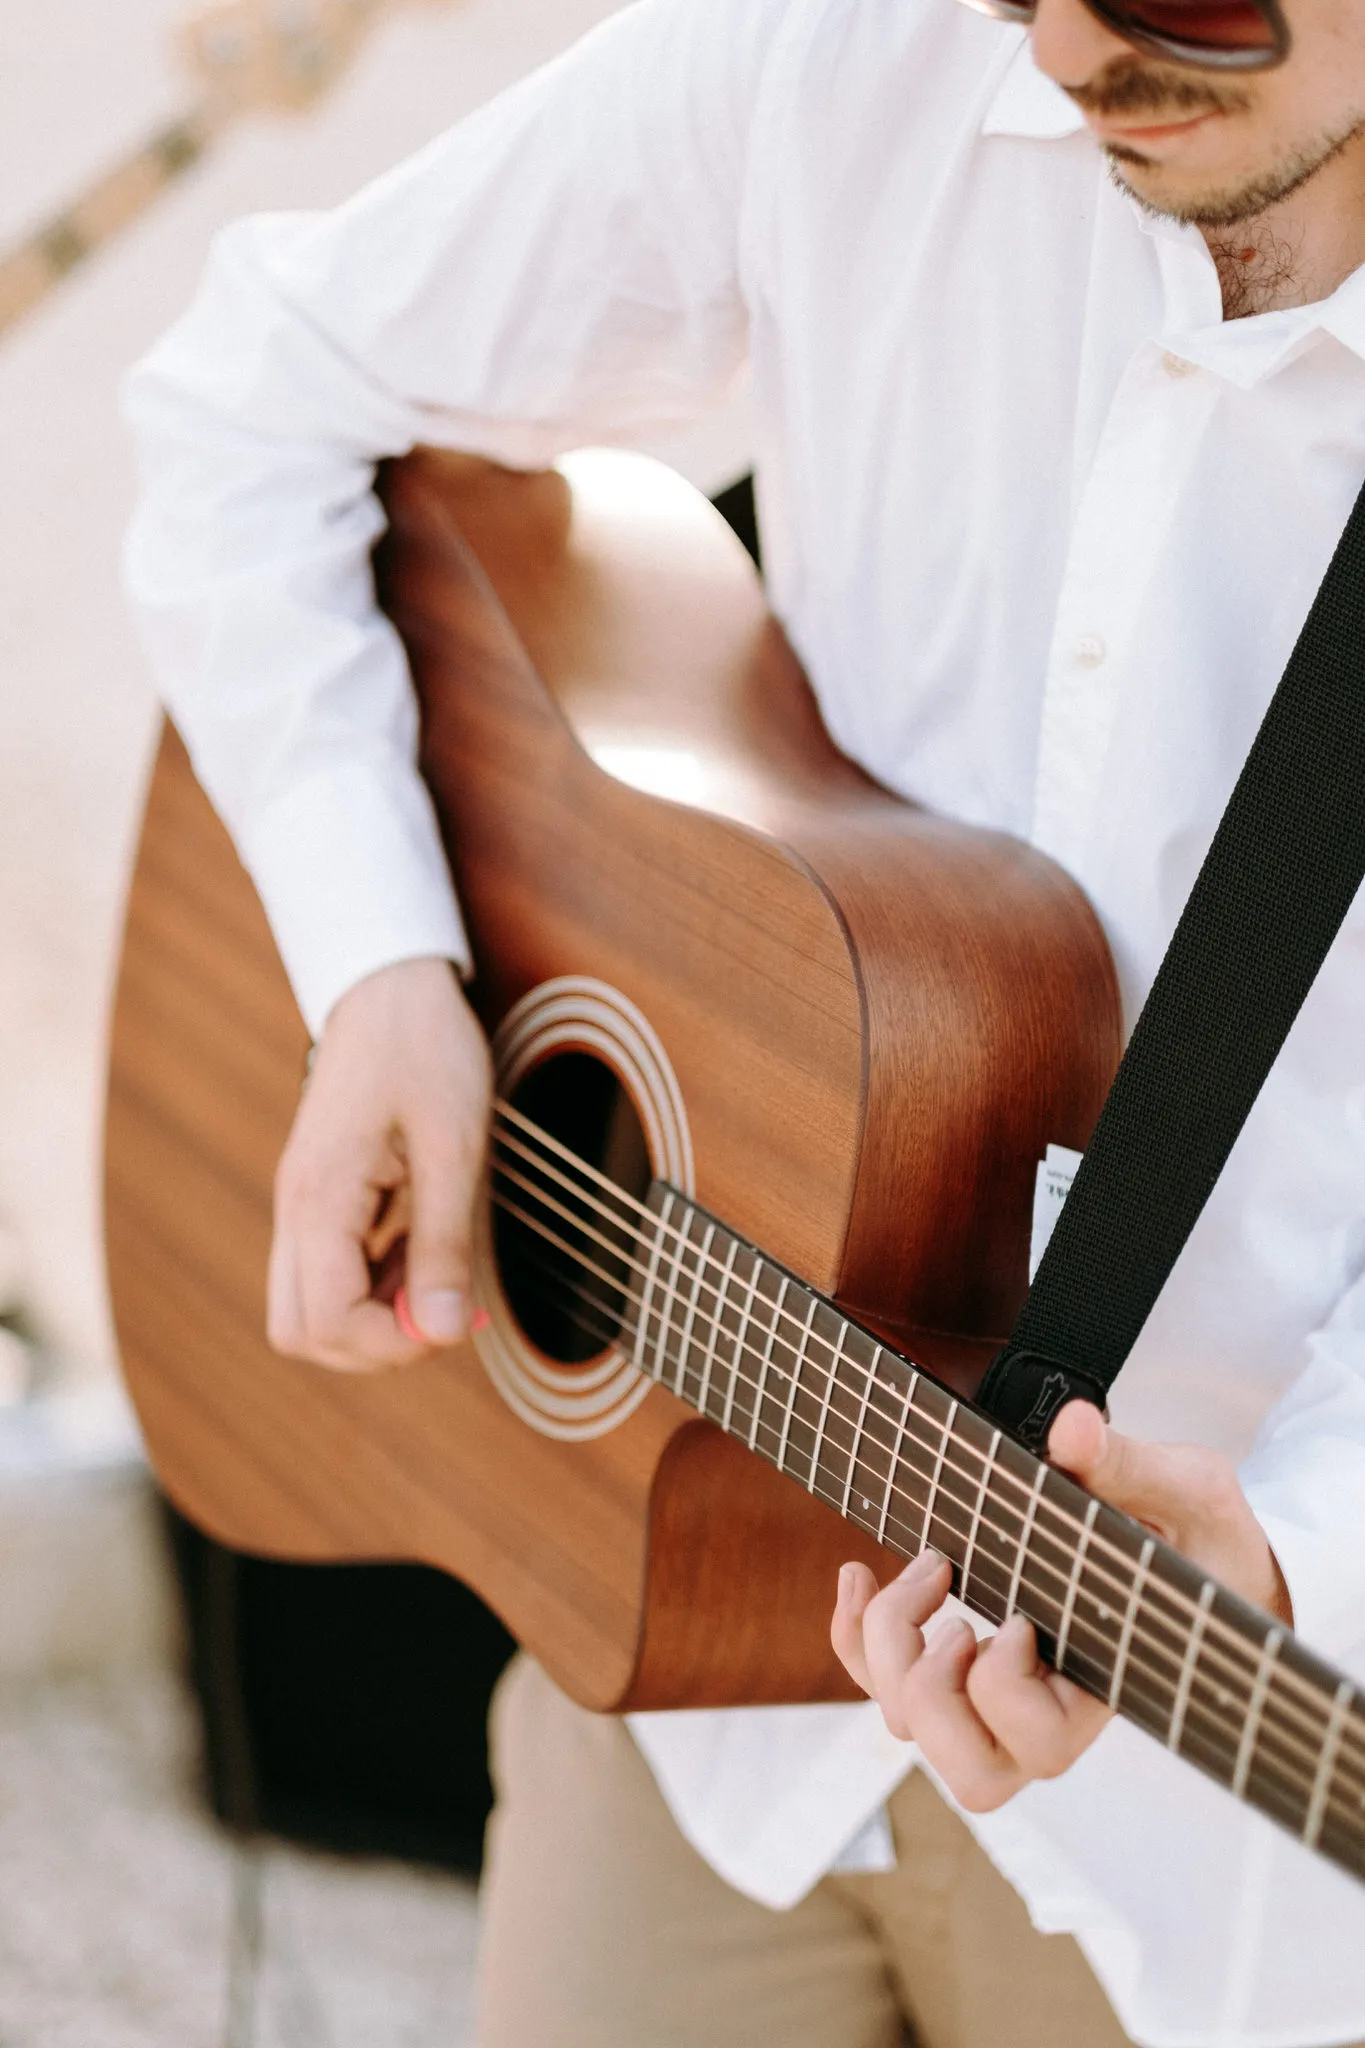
[124,0,1365,2037]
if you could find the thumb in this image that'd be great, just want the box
[1047,1400,1177,1527]
[1047,1398,1290,1616]
[403,1130,480,1345]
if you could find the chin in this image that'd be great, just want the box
[1104,151,1195,218]
[1104,149,1259,226]
[1106,116,1365,229]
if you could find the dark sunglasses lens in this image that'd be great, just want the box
[1106,0,1278,49]
[955,0,1282,61]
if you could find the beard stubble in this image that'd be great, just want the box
[1064,53,1365,228]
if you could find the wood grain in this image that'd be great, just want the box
[106,448,1120,1709]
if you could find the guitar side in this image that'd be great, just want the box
[104,449,1120,1710]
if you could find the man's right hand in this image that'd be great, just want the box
[267,956,493,1371]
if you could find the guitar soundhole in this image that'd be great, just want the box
[494,1051,652,1366]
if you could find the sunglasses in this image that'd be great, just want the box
[959,0,1289,68]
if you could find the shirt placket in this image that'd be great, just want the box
[1030,339,1220,878]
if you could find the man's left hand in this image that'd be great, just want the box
[830,1398,1292,1813]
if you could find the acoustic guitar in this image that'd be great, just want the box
[105,447,1365,1885]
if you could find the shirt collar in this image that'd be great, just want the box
[1159,250,1365,384]
[1316,263,1365,368]
[980,36,1088,140]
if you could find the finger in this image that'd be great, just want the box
[1047,1401,1289,1616]
[404,1120,485,1344]
[1045,1397,1108,1478]
[297,1218,425,1369]
[831,1562,880,1694]
[1047,1401,1243,1549]
[902,1619,1027,1810]
[266,1206,306,1357]
[965,1615,1111,1778]
[860,1550,953,1739]
[282,1135,424,1369]
[310,1296,429,1372]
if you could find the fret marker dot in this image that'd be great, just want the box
[1097,1606,1110,1623]
[861,1498,871,1511]
[1218,1688,1231,1709]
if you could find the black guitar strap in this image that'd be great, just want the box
[978,475,1365,1451]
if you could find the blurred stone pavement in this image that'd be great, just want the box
[0,1662,481,2047]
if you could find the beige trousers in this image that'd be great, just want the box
[476,1655,1137,2048]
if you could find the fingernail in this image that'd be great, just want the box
[838,1564,854,1599]
[904,1547,944,1581]
[393,1286,423,1344]
[928,1618,973,1655]
[409,1289,468,1343]
[471,1307,491,1334]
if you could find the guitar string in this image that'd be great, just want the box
[508,1252,1226,1715]
[491,1193,1355,1820]
[495,1196,1365,1850]
[489,1122,1358,1761]
[489,1177,1330,1790]
[497,1097,1309,1641]
[489,1116,1362,1777]
[487,1165,1362,1801]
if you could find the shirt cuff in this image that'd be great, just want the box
[240,759,472,1037]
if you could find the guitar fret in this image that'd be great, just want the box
[877,1365,918,1544]
[808,1320,849,1495]
[1109,1536,1156,1709]
[921,1398,958,1554]
[840,1346,877,1517]
[748,1277,791,1451]
[1004,1464,1048,1620]
[1167,1580,1217,1753]
[618,1183,1365,1895]
[719,1246,761,1436]
[695,1232,738,1419]
[1054,1497,1100,1671]
[1231,1628,1283,1798]
[632,1191,679,1377]
[1304,1679,1356,1850]
[959,1427,1001,1603]
[648,1192,693,1384]
[775,1295,821,1474]
[673,1221,718,1398]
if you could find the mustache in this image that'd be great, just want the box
[1063,54,1252,120]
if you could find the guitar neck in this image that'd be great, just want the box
[622,1181,1365,1886]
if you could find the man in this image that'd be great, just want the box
[123,0,1365,2036]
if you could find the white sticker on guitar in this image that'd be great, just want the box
[1029,1143,1083,1281]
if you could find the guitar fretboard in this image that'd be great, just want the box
[620,1182,1365,1885]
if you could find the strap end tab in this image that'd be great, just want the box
[977,1349,1108,1451]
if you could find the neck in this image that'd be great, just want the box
[1200,129,1365,318]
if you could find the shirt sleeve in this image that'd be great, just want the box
[122,0,784,1034]
[1240,1263,1365,1667]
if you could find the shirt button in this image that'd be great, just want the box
[1073,632,1107,668]
[1162,350,1198,379]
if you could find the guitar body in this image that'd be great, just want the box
[105,449,1120,1711]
